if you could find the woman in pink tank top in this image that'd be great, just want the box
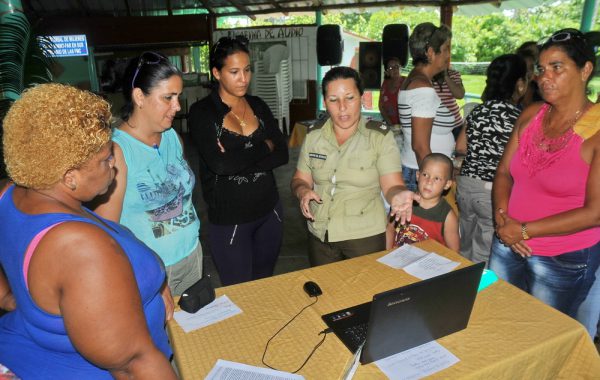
[490,29,600,323]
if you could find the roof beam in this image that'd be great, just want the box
[268,1,289,16]
[227,0,257,20]
[273,0,497,6]
[215,1,424,16]
[196,0,216,14]
[213,0,503,17]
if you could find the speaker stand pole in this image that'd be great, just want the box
[316,10,323,120]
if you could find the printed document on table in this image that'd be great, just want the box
[173,295,242,333]
[205,359,304,380]
[403,253,460,280]
[375,341,459,380]
[377,245,429,269]
[378,245,460,279]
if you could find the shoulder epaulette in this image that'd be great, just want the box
[365,120,391,135]
[307,117,328,133]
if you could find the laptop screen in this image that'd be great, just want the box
[322,262,485,364]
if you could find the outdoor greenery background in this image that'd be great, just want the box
[216,0,600,102]
[220,0,594,62]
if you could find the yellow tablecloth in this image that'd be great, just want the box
[288,122,308,148]
[168,240,600,379]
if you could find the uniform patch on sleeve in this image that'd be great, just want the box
[309,153,327,160]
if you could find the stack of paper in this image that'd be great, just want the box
[377,245,460,279]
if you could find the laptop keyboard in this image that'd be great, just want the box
[344,322,369,346]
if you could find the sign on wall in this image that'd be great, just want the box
[47,35,89,57]
[213,26,317,99]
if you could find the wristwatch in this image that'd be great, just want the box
[521,223,531,240]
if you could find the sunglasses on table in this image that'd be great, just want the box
[131,52,165,89]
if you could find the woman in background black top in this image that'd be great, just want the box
[188,36,288,286]
[455,54,527,264]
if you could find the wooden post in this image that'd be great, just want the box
[440,3,453,29]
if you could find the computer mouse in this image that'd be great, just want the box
[303,281,322,297]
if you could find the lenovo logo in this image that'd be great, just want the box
[387,297,410,307]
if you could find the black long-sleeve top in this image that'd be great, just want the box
[188,90,289,225]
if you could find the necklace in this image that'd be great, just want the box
[123,119,161,147]
[536,103,589,153]
[229,100,247,129]
[33,189,80,213]
[32,189,117,232]
[521,103,590,177]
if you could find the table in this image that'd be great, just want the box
[167,240,600,379]
[288,121,310,148]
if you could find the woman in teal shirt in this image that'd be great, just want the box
[94,52,202,298]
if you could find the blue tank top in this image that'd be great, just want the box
[0,185,172,379]
[113,128,200,266]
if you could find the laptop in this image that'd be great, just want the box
[322,262,485,364]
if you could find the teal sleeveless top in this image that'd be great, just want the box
[113,128,200,266]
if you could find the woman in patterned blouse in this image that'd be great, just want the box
[455,54,527,264]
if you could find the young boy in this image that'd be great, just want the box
[388,153,460,252]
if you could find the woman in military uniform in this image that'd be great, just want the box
[291,66,419,266]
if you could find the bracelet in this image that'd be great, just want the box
[521,223,531,240]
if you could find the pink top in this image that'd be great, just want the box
[508,104,600,256]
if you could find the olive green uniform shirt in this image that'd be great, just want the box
[297,117,402,242]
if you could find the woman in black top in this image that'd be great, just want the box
[455,54,527,264]
[188,36,289,286]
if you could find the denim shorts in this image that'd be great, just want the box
[402,165,418,193]
[489,236,600,317]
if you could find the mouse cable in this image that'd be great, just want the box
[261,296,331,374]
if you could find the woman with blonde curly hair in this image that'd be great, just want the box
[0,83,176,379]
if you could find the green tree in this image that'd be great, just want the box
[216,0,595,63]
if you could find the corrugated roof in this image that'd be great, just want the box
[23,0,546,19]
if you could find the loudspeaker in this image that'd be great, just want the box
[317,25,343,66]
[382,24,410,68]
[359,42,382,89]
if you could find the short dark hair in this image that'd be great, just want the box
[210,36,250,72]
[409,23,452,66]
[516,41,539,62]
[419,153,453,180]
[121,51,181,120]
[539,28,595,83]
[321,66,364,97]
[482,54,527,102]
